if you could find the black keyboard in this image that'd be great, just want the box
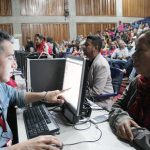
[23,104,59,139]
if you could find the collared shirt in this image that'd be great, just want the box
[111,47,129,61]
[0,83,25,147]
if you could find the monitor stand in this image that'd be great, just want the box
[62,103,80,124]
[62,101,92,124]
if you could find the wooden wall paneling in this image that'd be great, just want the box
[130,0,133,16]
[122,0,125,16]
[90,0,94,16]
[21,24,69,46]
[107,0,109,15]
[78,0,82,16]
[20,0,65,16]
[77,0,81,16]
[0,0,12,16]
[86,0,90,16]
[97,0,100,15]
[143,0,146,17]
[0,24,13,35]
[110,0,115,16]
[106,0,108,15]
[100,0,103,15]
[102,0,106,15]
[93,0,97,15]
[128,0,131,16]
[75,0,78,16]
[144,0,149,17]
[77,23,116,37]
[143,0,145,17]
[143,0,147,16]
[134,0,137,17]
[123,0,128,16]
[123,0,150,17]
[76,0,116,16]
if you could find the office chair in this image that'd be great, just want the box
[95,67,124,100]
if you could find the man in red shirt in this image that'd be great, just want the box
[34,34,52,55]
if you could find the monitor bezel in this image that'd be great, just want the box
[26,58,66,92]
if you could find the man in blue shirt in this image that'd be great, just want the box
[0,30,63,149]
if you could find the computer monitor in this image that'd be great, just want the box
[26,58,65,92]
[62,56,89,123]
[24,52,47,78]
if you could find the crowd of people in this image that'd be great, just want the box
[24,21,149,79]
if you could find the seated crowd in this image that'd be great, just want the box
[24,21,149,79]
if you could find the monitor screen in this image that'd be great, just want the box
[62,56,88,121]
[26,58,65,92]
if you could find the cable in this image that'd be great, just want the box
[73,121,91,130]
[49,109,102,146]
[63,124,102,147]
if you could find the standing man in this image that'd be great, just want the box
[0,30,63,149]
[83,36,113,110]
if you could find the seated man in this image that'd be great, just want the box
[110,40,129,70]
[25,37,34,52]
[83,36,113,111]
[0,30,63,149]
[109,30,150,150]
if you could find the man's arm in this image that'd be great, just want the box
[109,78,150,150]
[24,90,64,104]
[4,83,64,107]
[109,80,135,131]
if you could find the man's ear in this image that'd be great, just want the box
[96,45,99,50]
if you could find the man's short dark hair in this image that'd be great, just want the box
[0,30,13,53]
[86,36,102,52]
[35,33,44,40]
[0,30,13,43]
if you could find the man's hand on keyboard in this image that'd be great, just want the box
[11,135,63,150]
[45,90,65,104]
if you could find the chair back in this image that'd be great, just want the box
[111,67,124,95]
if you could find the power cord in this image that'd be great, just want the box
[50,108,103,147]
[72,118,91,130]
[73,121,91,130]
[63,124,102,147]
